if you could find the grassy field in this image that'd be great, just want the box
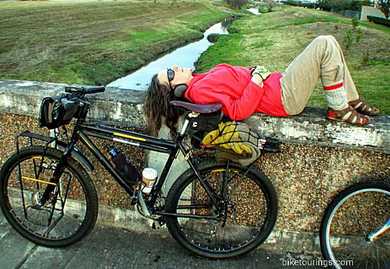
[196,6,390,114]
[0,0,228,85]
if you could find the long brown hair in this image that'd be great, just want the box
[144,74,182,137]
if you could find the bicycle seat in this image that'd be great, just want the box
[170,101,222,114]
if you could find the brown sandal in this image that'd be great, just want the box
[349,99,380,116]
[327,106,369,126]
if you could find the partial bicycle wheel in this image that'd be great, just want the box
[165,160,277,258]
[320,180,390,269]
[0,146,98,247]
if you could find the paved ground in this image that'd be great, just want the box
[0,210,324,269]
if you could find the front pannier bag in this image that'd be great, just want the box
[39,96,81,129]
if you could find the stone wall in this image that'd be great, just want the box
[1,80,389,253]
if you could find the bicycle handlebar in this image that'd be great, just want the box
[62,86,105,119]
[64,86,105,95]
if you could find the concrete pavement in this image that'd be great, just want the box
[0,210,323,269]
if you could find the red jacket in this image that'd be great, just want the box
[184,64,288,120]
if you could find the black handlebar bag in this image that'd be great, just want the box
[39,96,80,129]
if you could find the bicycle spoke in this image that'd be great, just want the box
[47,197,57,227]
[32,158,40,192]
[220,161,229,198]
[375,245,381,269]
[58,171,72,211]
[43,211,64,238]
[16,163,28,219]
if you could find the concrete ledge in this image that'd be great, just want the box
[0,80,145,127]
[246,107,390,154]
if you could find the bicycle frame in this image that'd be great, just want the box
[40,112,221,218]
[77,122,178,205]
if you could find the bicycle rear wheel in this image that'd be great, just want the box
[0,146,98,247]
[165,160,277,258]
[320,181,390,269]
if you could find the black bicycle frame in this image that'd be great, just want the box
[78,122,178,207]
[50,118,220,215]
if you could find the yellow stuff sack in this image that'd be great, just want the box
[201,121,261,166]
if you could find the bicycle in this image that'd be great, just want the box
[320,178,390,268]
[0,86,278,258]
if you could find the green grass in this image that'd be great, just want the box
[196,6,390,114]
[0,0,228,85]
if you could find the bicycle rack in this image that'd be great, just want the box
[15,130,56,154]
[13,130,69,228]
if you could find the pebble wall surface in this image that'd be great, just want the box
[1,113,389,233]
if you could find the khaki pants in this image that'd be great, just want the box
[281,35,360,115]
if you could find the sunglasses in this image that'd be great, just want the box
[167,68,175,90]
[167,68,175,81]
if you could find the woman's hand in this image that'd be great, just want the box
[251,73,264,87]
[251,65,271,87]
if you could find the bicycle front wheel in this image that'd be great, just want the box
[0,146,98,247]
[320,181,390,269]
[165,160,277,258]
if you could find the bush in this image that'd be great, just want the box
[265,0,276,12]
[344,17,365,52]
[344,29,354,50]
[352,17,359,29]
[258,3,271,13]
[361,49,369,66]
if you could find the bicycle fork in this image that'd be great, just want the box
[367,218,390,242]
[38,141,75,207]
[37,158,66,207]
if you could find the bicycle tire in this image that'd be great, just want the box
[0,146,98,247]
[165,160,277,258]
[320,180,390,269]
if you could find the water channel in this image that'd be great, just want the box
[107,22,229,91]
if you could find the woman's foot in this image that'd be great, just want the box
[327,106,369,126]
[349,99,380,116]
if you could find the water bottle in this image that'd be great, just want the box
[141,168,158,195]
[108,147,140,185]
